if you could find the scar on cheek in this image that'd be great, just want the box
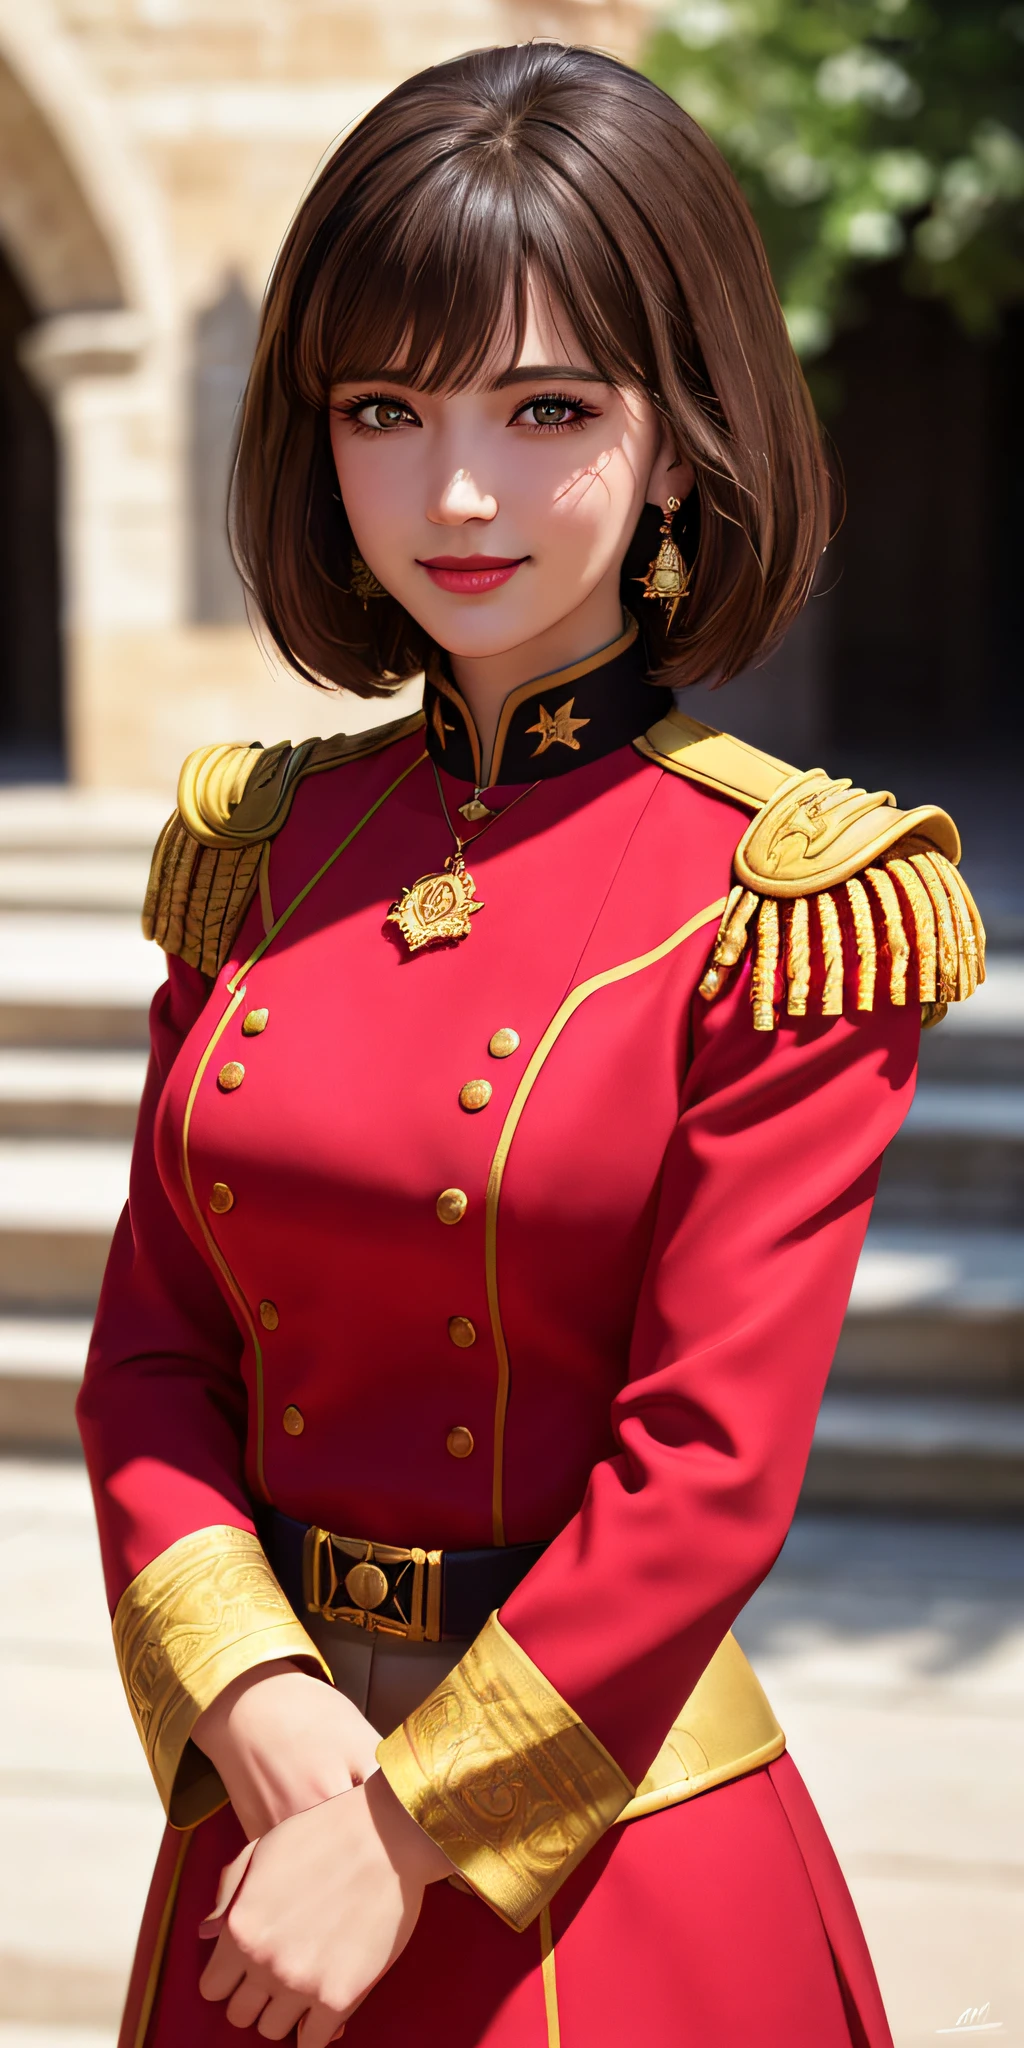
[554,464,612,507]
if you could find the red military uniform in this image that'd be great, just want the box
[78,618,982,2047]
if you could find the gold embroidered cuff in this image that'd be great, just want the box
[376,1612,633,1931]
[113,1524,331,1829]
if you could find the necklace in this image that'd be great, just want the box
[387,760,540,954]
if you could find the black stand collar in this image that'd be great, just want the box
[424,612,672,788]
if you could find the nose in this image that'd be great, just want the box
[427,466,498,526]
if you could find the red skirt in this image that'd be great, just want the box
[121,1751,892,2047]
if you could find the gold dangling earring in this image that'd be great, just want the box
[637,496,690,629]
[349,551,388,605]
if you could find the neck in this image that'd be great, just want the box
[448,580,626,783]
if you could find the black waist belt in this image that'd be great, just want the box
[259,1507,546,1644]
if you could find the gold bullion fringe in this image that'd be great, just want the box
[142,813,263,977]
[698,846,985,1031]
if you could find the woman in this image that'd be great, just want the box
[78,41,983,2048]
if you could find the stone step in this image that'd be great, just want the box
[873,1082,1024,1225]
[0,913,162,1049]
[0,1140,130,1313]
[838,1224,1024,1392]
[917,956,1024,1082]
[0,852,151,915]
[0,1320,93,1450]
[804,1391,1024,1512]
[2,1224,1020,1463]
[0,786,166,853]
[0,1052,146,1139]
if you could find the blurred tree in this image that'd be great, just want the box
[644,0,1024,357]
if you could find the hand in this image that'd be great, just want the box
[198,1767,454,2044]
[192,1660,381,1839]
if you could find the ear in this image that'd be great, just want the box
[646,425,695,511]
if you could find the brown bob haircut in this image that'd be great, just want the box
[232,41,834,698]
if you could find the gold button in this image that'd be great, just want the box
[259,1300,279,1331]
[217,1061,245,1091]
[436,1187,468,1226]
[489,1028,520,1058]
[242,1008,269,1036]
[446,1425,475,1459]
[209,1182,234,1213]
[344,1560,389,1611]
[448,1315,477,1349]
[282,1404,304,1436]
[459,1079,492,1112]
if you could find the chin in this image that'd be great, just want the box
[434,605,571,660]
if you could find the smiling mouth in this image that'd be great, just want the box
[417,554,529,593]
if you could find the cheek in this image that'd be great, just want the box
[331,435,414,549]
[544,444,642,550]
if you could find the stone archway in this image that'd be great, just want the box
[0,9,173,776]
[0,243,62,769]
[0,48,123,319]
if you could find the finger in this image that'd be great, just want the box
[297,2006,346,2048]
[198,1930,249,2003]
[199,1840,258,1936]
[225,1975,272,2030]
[257,1992,311,2039]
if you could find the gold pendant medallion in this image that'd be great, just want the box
[387,855,483,953]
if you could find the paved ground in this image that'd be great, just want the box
[0,1454,1021,2048]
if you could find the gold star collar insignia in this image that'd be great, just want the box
[525,696,590,756]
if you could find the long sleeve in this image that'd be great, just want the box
[377,963,920,1922]
[77,955,328,1829]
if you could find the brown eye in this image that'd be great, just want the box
[525,398,573,427]
[352,398,416,430]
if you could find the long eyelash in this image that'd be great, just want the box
[334,392,417,433]
[512,390,601,433]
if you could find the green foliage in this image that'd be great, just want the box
[644,0,1024,354]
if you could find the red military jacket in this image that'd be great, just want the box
[78,617,981,1939]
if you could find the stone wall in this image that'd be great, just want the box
[0,0,658,796]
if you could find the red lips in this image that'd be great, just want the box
[417,553,528,593]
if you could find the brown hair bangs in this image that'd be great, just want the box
[232,41,836,699]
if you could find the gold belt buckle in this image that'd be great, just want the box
[302,1527,443,1642]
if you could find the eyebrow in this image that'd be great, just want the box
[491,364,606,388]
[329,363,608,396]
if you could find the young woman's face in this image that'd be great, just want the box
[329,282,682,661]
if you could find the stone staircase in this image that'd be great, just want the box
[0,786,1021,1513]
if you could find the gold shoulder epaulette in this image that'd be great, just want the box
[143,712,425,975]
[638,708,985,1030]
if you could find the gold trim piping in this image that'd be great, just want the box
[430,673,483,790]
[483,895,728,1545]
[258,839,274,936]
[131,1829,191,2048]
[179,983,270,1493]
[225,750,428,994]
[182,750,427,1496]
[539,1905,562,2048]
[486,614,638,785]
[428,617,638,788]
